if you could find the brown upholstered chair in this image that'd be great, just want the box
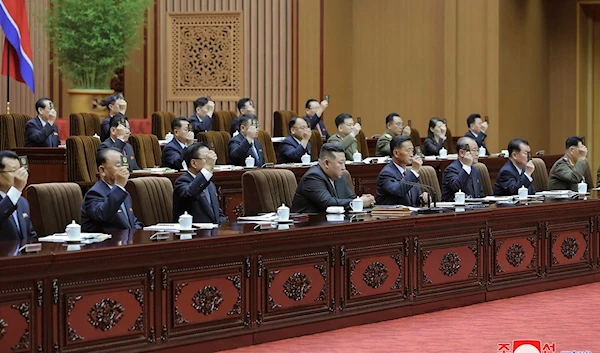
[66,136,101,183]
[126,177,173,225]
[196,131,231,165]
[151,111,176,139]
[473,162,493,196]
[309,130,324,161]
[0,113,33,149]
[583,160,593,189]
[273,110,297,137]
[26,183,83,237]
[213,111,238,133]
[242,169,297,215]
[70,113,101,136]
[257,130,277,164]
[445,128,457,154]
[129,134,162,169]
[356,130,369,158]
[531,158,549,192]
[410,128,421,149]
[418,165,442,202]
[342,169,354,190]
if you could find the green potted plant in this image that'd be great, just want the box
[46,0,153,115]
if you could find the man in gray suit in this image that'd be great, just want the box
[291,143,375,213]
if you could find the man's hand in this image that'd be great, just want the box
[360,194,375,207]
[412,155,423,171]
[115,124,128,140]
[115,167,130,188]
[185,131,195,145]
[13,167,29,192]
[525,160,535,176]
[117,99,127,114]
[320,100,329,110]
[402,126,411,136]
[205,150,218,172]
[48,109,57,125]
[302,128,312,141]
[578,145,588,160]
[420,192,429,205]
[481,121,489,133]
[247,125,258,140]
[350,123,362,137]
[462,151,474,166]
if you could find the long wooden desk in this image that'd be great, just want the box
[0,199,598,353]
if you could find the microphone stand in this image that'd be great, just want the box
[394,178,445,214]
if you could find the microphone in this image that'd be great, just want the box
[393,178,444,214]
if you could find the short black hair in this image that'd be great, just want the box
[305,99,319,109]
[99,93,124,109]
[288,117,306,131]
[172,117,189,131]
[427,117,444,139]
[390,135,412,151]
[35,97,51,114]
[385,113,400,125]
[237,98,253,112]
[0,150,19,170]
[456,137,473,151]
[565,136,584,149]
[334,113,353,128]
[182,142,209,167]
[193,97,209,110]
[466,113,481,128]
[109,115,129,128]
[238,114,257,127]
[96,148,121,168]
[507,138,529,156]
[319,143,345,161]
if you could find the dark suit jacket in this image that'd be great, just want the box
[291,165,357,213]
[161,138,186,170]
[303,114,329,139]
[0,194,36,241]
[277,135,311,164]
[423,137,445,156]
[97,138,140,171]
[493,161,535,196]
[173,171,226,224]
[441,160,485,201]
[375,162,421,206]
[24,117,60,147]
[189,114,213,134]
[100,113,125,142]
[228,133,266,167]
[81,180,143,232]
[464,130,488,155]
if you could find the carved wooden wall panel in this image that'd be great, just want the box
[488,226,541,286]
[545,220,593,276]
[0,299,34,352]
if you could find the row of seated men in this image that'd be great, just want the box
[0,132,589,241]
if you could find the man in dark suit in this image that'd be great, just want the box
[189,97,215,134]
[24,97,60,147]
[173,142,226,224]
[376,135,428,206]
[228,114,266,167]
[97,115,140,171]
[303,98,330,139]
[464,113,488,156]
[99,93,127,142]
[81,149,143,232]
[230,98,256,136]
[494,138,536,196]
[291,143,375,213]
[277,117,311,164]
[162,117,194,170]
[0,151,36,241]
[441,137,485,201]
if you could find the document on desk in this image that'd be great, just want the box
[38,233,111,243]
[144,223,218,231]
[237,213,279,223]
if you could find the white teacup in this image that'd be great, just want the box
[439,147,447,158]
[501,150,509,158]
[245,156,255,167]
[179,211,193,230]
[578,181,587,195]
[353,152,362,162]
[326,214,345,222]
[454,190,466,205]
[478,146,486,157]
[518,185,528,200]
[65,220,81,241]
[301,154,311,164]
[349,198,363,212]
[277,204,290,221]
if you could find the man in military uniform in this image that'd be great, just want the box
[548,136,589,191]
[327,113,361,160]
[376,113,412,157]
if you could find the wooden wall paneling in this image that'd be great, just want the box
[593,16,600,171]
[444,0,458,135]
[296,0,321,129]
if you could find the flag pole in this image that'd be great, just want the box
[5,43,10,114]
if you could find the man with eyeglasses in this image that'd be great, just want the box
[327,113,361,161]
[303,98,330,139]
[277,117,312,164]
[97,115,140,171]
[230,98,256,136]
[228,114,266,167]
[493,138,535,196]
[0,151,36,241]
[162,117,195,170]
[173,142,226,224]
[376,113,412,157]
[25,97,60,147]
[441,137,485,201]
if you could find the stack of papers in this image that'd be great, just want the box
[535,190,578,199]
[237,213,279,224]
[371,205,411,217]
[144,223,218,231]
[39,233,111,243]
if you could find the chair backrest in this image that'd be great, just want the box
[473,162,493,196]
[257,130,277,164]
[273,110,297,137]
[418,165,442,202]
[342,169,354,190]
[583,159,594,188]
[26,183,83,237]
[151,111,176,139]
[70,113,101,136]
[66,136,101,183]
[196,131,231,165]
[12,114,33,147]
[126,177,173,225]
[0,113,33,149]
[356,130,369,158]
[445,128,457,154]
[410,128,421,148]
[213,111,238,133]
[129,134,162,169]
[531,157,549,192]
[242,169,298,215]
[309,130,324,161]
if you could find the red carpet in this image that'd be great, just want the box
[221,283,600,353]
